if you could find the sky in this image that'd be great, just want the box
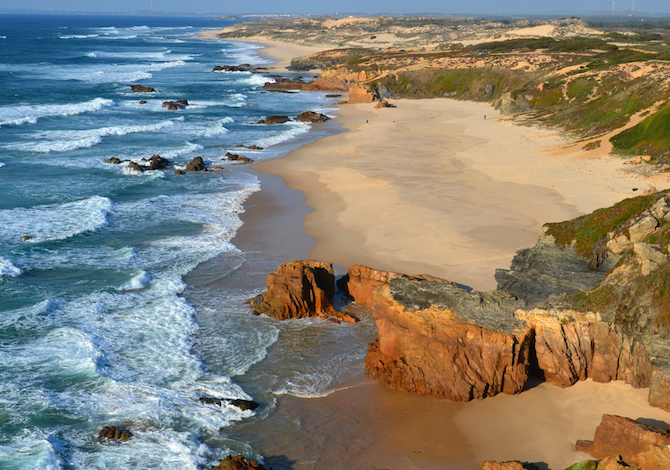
[4,0,670,15]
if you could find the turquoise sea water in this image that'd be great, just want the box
[0,14,367,469]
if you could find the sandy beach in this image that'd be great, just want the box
[208,35,670,470]
[255,99,669,290]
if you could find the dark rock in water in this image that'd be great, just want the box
[98,426,132,441]
[199,396,260,411]
[325,94,342,98]
[212,65,268,73]
[161,100,188,111]
[129,84,156,93]
[139,100,147,104]
[224,152,253,164]
[494,234,612,309]
[246,145,263,150]
[127,161,145,172]
[22,236,31,242]
[185,156,205,172]
[174,169,186,175]
[146,154,170,170]
[212,454,268,470]
[256,115,290,125]
[295,111,330,123]
[105,156,121,164]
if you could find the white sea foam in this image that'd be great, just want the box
[7,120,177,153]
[0,97,115,127]
[200,118,233,138]
[161,142,204,159]
[254,121,311,148]
[0,257,22,277]
[121,271,152,290]
[60,34,99,39]
[86,50,195,61]
[0,196,113,243]
[244,74,275,87]
[0,163,4,168]
[42,61,187,84]
[0,438,62,470]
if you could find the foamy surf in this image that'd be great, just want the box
[0,97,115,127]
[0,257,22,277]
[0,196,113,244]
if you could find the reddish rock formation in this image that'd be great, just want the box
[374,99,396,108]
[575,414,670,464]
[348,83,376,103]
[212,454,268,470]
[633,444,670,470]
[98,426,131,441]
[263,76,348,92]
[517,310,651,389]
[249,260,357,323]
[364,284,531,400]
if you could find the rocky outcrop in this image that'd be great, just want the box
[576,414,670,466]
[199,396,260,411]
[374,99,396,108]
[263,75,348,92]
[495,233,612,308]
[344,267,530,400]
[212,455,268,470]
[212,64,268,73]
[105,156,121,164]
[224,152,253,163]
[517,309,651,388]
[127,161,145,173]
[185,157,206,172]
[98,426,132,441]
[161,100,189,110]
[129,85,156,93]
[144,154,170,170]
[249,260,357,323]
[295,111,330,123]
[348,83,376,103]
[256,115,291,125]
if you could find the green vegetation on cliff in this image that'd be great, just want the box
[610,103,670,161]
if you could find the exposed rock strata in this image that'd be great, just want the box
[576,414,670,467]
[249,260,357,323]
[262,76,348,92]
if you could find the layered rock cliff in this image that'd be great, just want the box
[340,191,670,408]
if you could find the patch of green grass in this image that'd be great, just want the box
[544,193,663,265]
[582,140,601,151]
[563,460,599,470]
[564,285,619,313]
[610,103,670,163]
[471,37,617,53]
[566,77,597,101]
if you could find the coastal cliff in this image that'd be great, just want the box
[339,190,670,408]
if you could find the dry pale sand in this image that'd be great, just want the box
[255,99,670,291]
[197,31,327,72]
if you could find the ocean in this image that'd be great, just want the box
[0,14,374,469]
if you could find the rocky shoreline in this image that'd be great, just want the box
[245,190,670,469]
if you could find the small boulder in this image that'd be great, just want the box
[374,99,396,108]
[185,157,206,172]
[146,154,170,171]
[174,169,186,175]
[649,197,670,220]
[256,115,290,125]
[246,145,263,150]
[295,111,330,123]
[105,156,121,164]
[139,100,147,105]
[22,236,31,242]
[162,100,188,111]
[606,234,632,255]
[129,85,156,93]
[212,454,268,470]
[325,94,342,98]
[98,426,132,441]
[224,152,253,164]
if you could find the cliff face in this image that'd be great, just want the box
[342,191,670,408]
